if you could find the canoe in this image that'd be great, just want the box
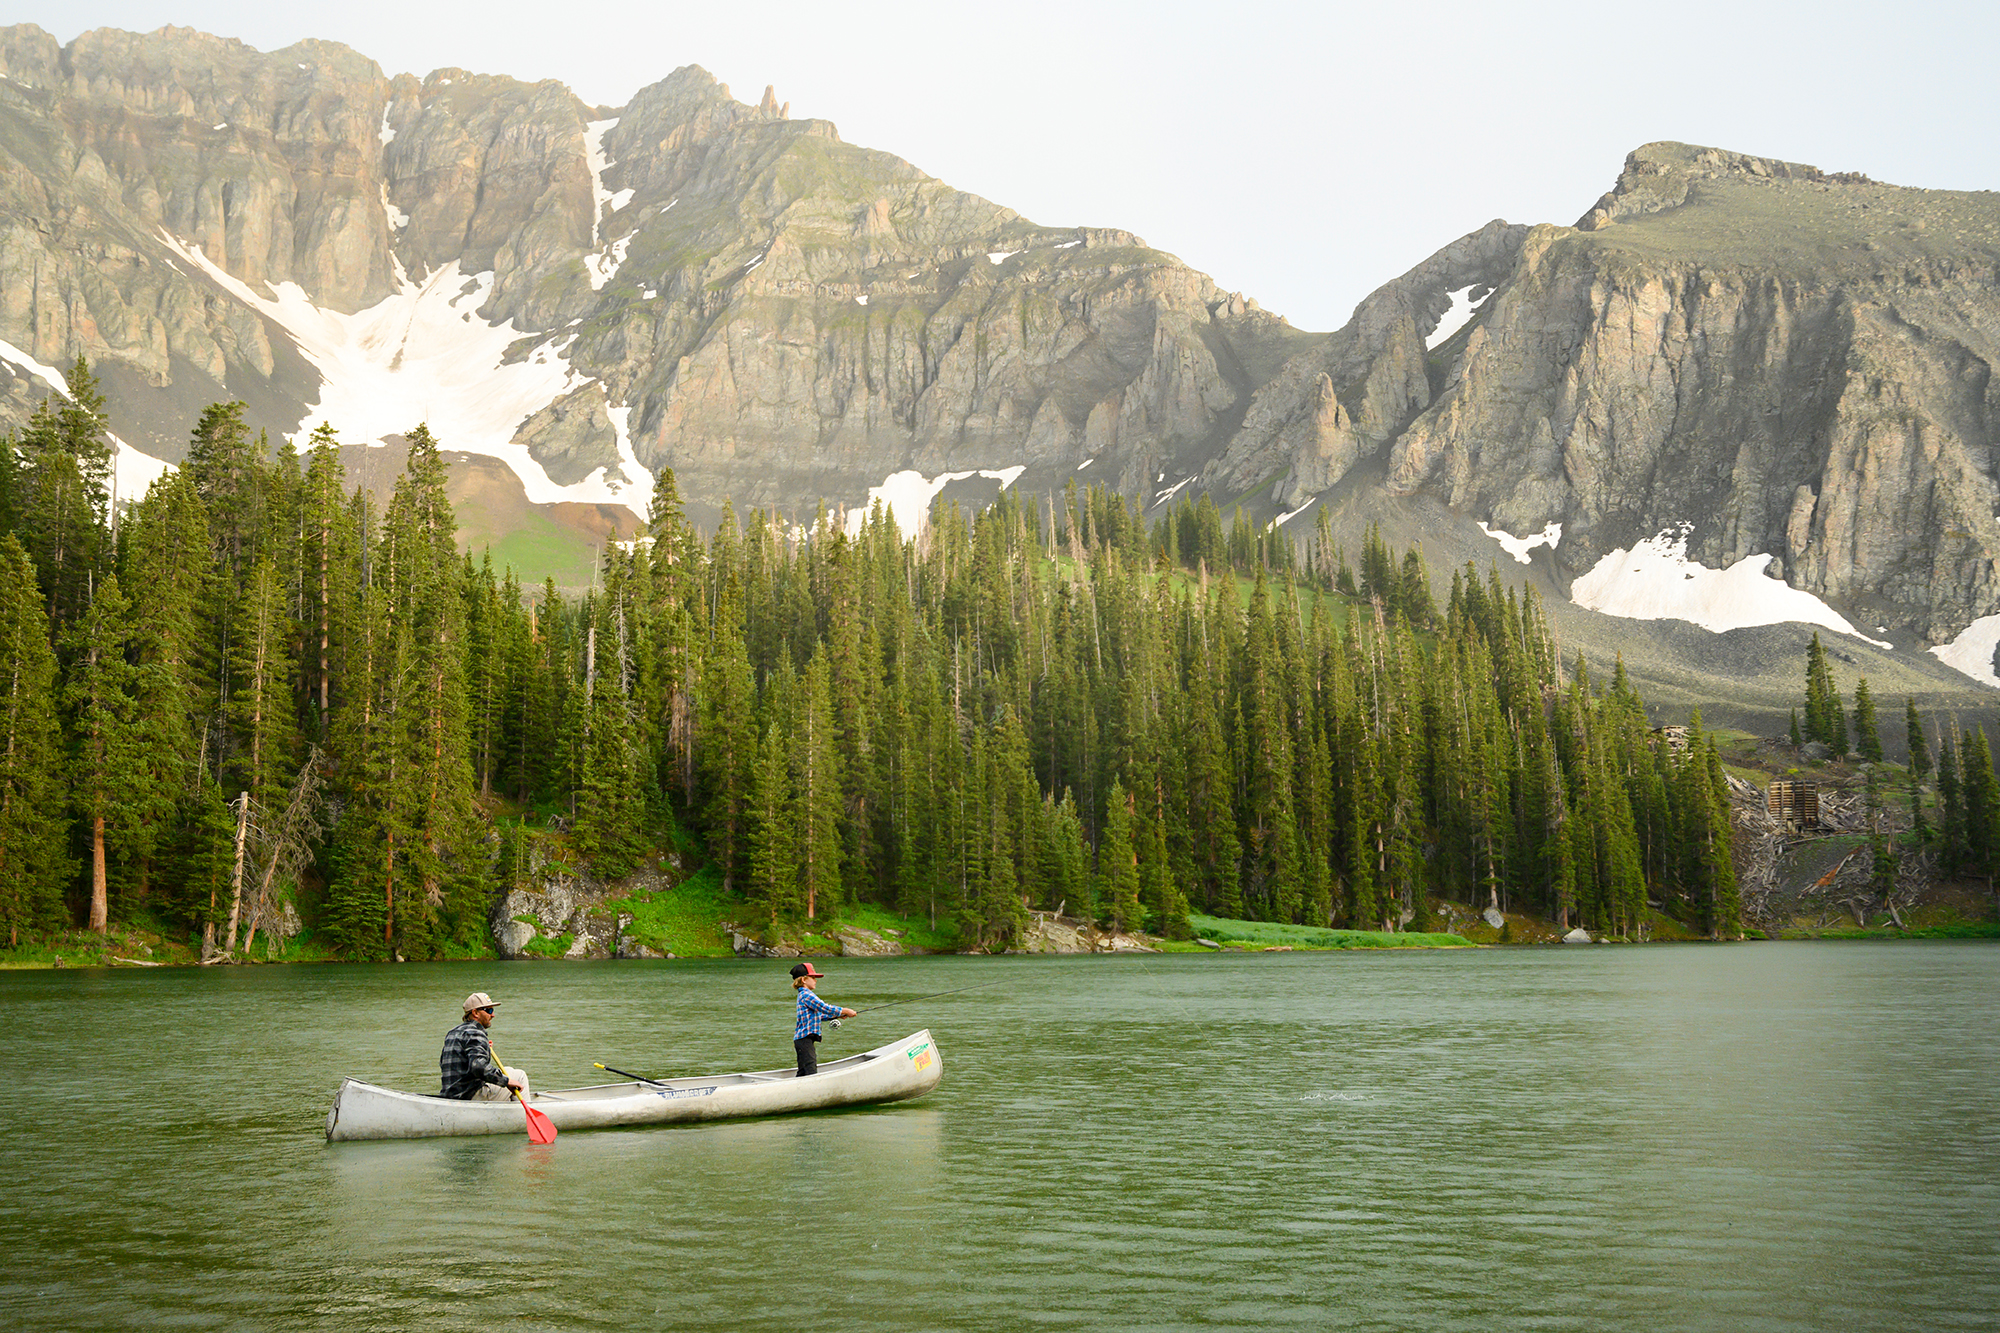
[324,1029,942,1141]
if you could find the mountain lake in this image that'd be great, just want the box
[0,942,1993,1331]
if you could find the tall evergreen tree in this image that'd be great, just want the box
[1905,698,1930,777]
[1852,678,1882,763]
[63,574,140,933]
[0,535,69,941]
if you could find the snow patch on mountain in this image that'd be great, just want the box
[1480,520,1561,564]
[1929,616,2000,689]
[585,119,618,244]
[581,118,630,290]
[381,183,408,231]
[1570,523,1890,647]
[848,467,1025,539]
[158,231,651,517]
[584,235,631,292]
[1427,285,1491,350]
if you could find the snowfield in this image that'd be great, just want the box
[1569,523,1891,648]
[159,231,651,518]
[1480,520,1562,564]
[848,467,1026,538]
[1426,284,1492,350]
[1929,616,2000,689]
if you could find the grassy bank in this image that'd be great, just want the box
[1187,913,1475,950]
[1768,921,2000,941]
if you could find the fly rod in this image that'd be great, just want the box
[830,978,1006,1027]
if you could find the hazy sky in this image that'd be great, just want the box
[12,0,1997,331]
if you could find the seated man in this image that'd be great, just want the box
[439,991,530,1101]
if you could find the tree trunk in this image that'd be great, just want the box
[88,812,108,933]
[223,791,249,953]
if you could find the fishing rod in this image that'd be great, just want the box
[830,978,1005,1027]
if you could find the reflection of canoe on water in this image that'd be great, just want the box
[324,1029,942,1142]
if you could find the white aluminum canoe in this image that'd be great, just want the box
[325,1029,942,1142]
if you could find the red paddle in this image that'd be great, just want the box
[489,1042,557,1144]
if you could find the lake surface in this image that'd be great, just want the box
[0,943,1993,1331]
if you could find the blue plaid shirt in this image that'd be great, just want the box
[795,987,842,1039]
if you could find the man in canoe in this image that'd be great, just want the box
[791,963,855,1077]
[440,991,530,1101]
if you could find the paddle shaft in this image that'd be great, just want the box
[594,1061,668,1087]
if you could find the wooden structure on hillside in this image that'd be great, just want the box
[1767,779,1821,830]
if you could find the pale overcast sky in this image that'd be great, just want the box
[11,0,1997,332]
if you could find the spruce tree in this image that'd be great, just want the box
[1962,728,1999,891]
[793,649,843,920]
[1905,699,1930,776]
[0,535,69,941]
[63,574,140,933]
[1098,777,1143,933]
[1937,733,1966,873]
[1852,678,1882,763]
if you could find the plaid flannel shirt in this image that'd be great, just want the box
[794,988,842,1040]
[439,1019,506,1099]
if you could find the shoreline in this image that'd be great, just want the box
[5,919,1994,972]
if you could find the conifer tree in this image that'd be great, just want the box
[0,535,68,941]
[1905,698,1930,776]
[1098,777,1143,933]
[744,709,799,924]
[794,649,844,920]
[119,472,213,904]
[1936,733,1966,872]
[1852,678,1882,763]
[15,404,106,636]
[1962,728,1999,891]
[63,574,140,933]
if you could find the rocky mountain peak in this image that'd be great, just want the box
[1576,139,1877,230]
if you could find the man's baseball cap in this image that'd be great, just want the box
[463,991,499,1013]
[789,963,824,979]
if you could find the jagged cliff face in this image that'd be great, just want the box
[1224,143,2000,645]
[0,23,1317,530]
[5,28,1998,654]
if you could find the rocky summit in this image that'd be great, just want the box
[0,23,1315,551]
[1227,142,2000,652]
[2,26,1999,708]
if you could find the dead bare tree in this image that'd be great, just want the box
[240,748,327,958]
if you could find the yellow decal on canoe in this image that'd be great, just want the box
[907,1041,933,1071]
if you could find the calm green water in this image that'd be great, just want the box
[0,943,1994,1331]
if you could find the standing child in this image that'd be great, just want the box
[791,962,855,1077]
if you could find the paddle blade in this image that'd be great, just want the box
[523,1100,557,1144]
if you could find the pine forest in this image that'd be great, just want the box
[0,365,1759,958]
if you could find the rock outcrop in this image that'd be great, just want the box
[0,23,1318,526]
[1220,142,2000,645]
[6,24,1998,651]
